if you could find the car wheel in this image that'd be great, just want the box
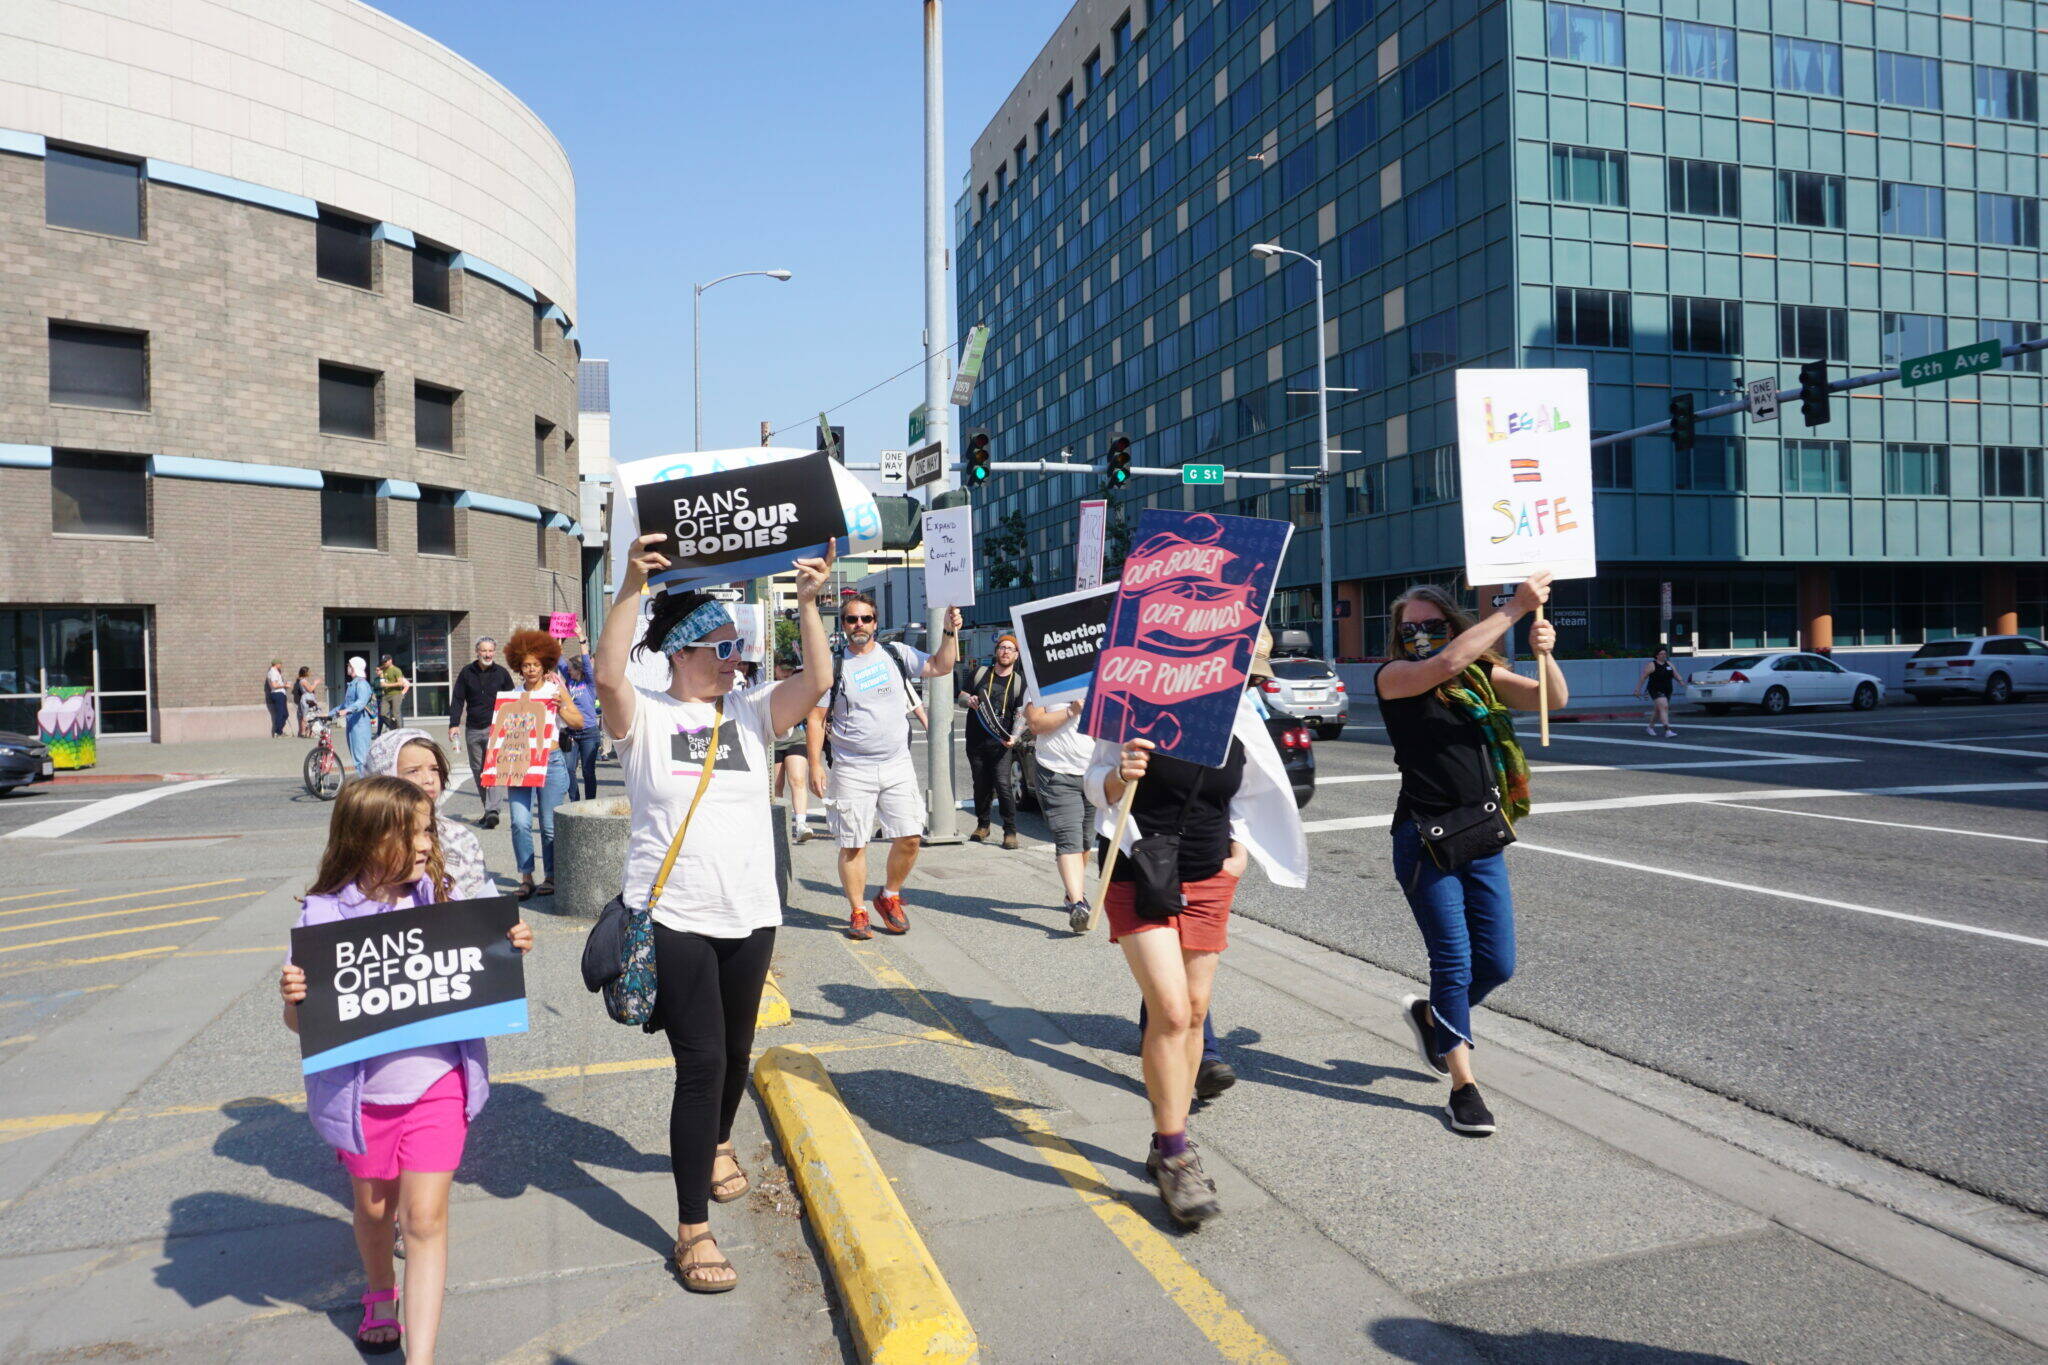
[1317,722,1345,740]
[1852,683,1878,711]
[1986,673,2013,705]
[1761,687,1790,716]
[1703,704,1730,715]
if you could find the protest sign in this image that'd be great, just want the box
[1082,510,1291,769]
[292,895,527,1074]
[546,612,579,639]
[634,451,848,593]
[1075,500,1107,590]
[480,695,558,788]
[1454,369,1597,587]
[1011,582,1117,706]
[730,601,769,665]
[921,505,976,609]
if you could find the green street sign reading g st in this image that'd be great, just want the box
[1182,464,1225,485]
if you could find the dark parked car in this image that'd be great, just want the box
[1265,712,1315,809]
[0,731,56,795]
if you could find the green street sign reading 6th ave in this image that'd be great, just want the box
[1901,339,2002,388]
[1183,463,1225,485]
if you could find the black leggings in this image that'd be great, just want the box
[966,735,1017,832]
[653,923,776,1224]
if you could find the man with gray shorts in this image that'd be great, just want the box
[807,597,961,939]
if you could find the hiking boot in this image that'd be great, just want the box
[1001,831,1019,850]
[1194,1058,1237,1101]
[1150,1148,1220,1226]
[1067,899,1091,933]
[874,890,909,935]
[846,906,874,941]
[969,824,990,843]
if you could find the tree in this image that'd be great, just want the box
[774,617,800,667]
[984,510,1036,590]
[1103,500,1132,573]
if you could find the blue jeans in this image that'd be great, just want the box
[567,730,602,800]
[509,751,572,880]
[1390,818,1516,1057]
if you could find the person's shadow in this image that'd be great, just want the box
[1371,1318,1747,1363]
[153,1191,356,1314]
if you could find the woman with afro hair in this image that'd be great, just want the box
[499,628,585,899]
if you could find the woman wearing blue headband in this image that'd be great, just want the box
[593,532,834,1295]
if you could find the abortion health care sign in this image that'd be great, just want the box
[1083,511,1290,768]
[1011,582,1118,706]
[1455,369,1597,586]
[292,896,527,1074]
[634,451,848,593]
[921,505,976,609]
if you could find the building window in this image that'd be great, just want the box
[44,146,143,238]
[1343,463,1385,516]
[1550,144,1626,206]
[1778,304,1848,361]
[533,298,553,352]
[1279,29,1312,86]
[1083,50,1101,98]
[1335,93,1378,161]
[1407,174,1456,240]
[1974,66,2039,123]
[1233,176,1265,232]
[1664,19,1735,83]
[536,520,550,567]
[1880,182,1945,238]
[977,186,988,219]
[1773,37,1842,96]
[1981,320,2043,373]
[535,418,554,474]
[1880,312,1945,365]
[1555,288,1631,348]
[321,474,380,550]
[1112,12,1131,61]
[1776,170,1845,228]
[1592,434,1634,489]
[1877,53,1941,111]
[1781,440,1848,493]
[1675,436,1742,491]
[414,383,457,453]
[413,244,453,311]
[1034,112,1049,154]
[1402,40,1452,116]
[51,450,149,537]
[1667,157,1739,217]
[315,209,375,288]
[1671,296,1740,354]
[1547,3,1623,65]
[1333,0,1369,43]
[1338,215,1382,278]
[1977,192,2041,248]
[48,322,148,410]
[319,363,380,440]
[1982,447,2044,498]
[1059,83,1074,122]
[1408,308,1459,375]
[1884,443,1949,495]
[1410,446,1459,505]
[416,486,459,556]
[1279,141,1317,199]
[996,165,1008,198]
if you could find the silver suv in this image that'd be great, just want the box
[1258,657,1349,739]
[1904,635,2048,704]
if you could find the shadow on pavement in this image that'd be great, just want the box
[1372,1317,1746,1363]
[152,1191,355,1311]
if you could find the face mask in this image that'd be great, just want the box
[1398,619,1452,659]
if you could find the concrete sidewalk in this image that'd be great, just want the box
[762,821,2048,1362]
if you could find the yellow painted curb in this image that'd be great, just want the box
[753,1044,977,1364]
[757,972,792,1028]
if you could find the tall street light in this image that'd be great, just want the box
[1251,241,1336,663]
[692,269,793,450]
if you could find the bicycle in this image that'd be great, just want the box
[302,714,346,800]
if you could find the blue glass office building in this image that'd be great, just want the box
[956,0,2044,657]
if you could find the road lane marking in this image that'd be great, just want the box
[0,984,118,1011]
[0,889,74,904]
[0,917,222,956]
[2,778,235,840]
[1618,722,2048,759]
[0,879,248,919]
[1714,802,2048,844]
[0,947,178,981]
[1510,842,2048,948]
[0,892,260,935]
[1315,755,1850,784]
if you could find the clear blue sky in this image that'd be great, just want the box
[374,0,1068,467]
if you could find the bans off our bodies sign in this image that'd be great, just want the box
[291,895,528,1075]
[634,451,849,593]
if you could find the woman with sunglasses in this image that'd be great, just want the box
[594,531,835,1294]
[1376,573,1560,1137]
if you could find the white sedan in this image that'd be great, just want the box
[1688,652,1884,715]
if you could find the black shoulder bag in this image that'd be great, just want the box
[1125,776,1205,920]
[1417,785,1515,871]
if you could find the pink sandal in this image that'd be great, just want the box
[356,1287,402,1354]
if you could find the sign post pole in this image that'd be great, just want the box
[1534,605,1549,746]
[1085,780,1140,932]
[921,0,957,844]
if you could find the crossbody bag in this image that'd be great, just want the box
[1416,785,1515,871]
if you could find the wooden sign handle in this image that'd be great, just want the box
[1535,603,1550,748]
[1084,775,1142,933]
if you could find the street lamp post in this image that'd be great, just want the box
[692,269,793,450]
[1251,242,1335,663]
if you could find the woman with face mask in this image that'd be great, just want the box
[1374,572,1562,1137]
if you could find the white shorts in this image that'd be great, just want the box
[826,756,925,847]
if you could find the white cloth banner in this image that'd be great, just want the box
[1075,499,1107,590]
[1454,369,1597,585]
[921,505,976,609]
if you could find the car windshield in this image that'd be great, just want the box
[1911,642,1971,658]
[1270,660,1332,680]
[1712,655,1768,671]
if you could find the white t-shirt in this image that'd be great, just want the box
[617,683,780,937]
[825,641,929,767]
[1031,701,1094,776]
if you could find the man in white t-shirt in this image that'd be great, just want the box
[806,595,961,939]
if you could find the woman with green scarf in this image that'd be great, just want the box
[1374,574,1562,1137]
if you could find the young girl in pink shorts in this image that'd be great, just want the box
[280,776,533,1359]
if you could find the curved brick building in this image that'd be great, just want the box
[0,0,582,741]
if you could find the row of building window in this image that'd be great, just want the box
[1549,3,2040,121]
[1548,291,2044,368]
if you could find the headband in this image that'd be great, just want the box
[661,600,735,655]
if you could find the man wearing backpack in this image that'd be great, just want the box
[806,595,962,939]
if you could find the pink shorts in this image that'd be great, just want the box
[337,1069,469,1181]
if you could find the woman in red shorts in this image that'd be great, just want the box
[1085,660,1306,1226]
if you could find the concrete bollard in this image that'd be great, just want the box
[552,797,630,919]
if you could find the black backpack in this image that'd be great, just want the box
[822,642,919,761]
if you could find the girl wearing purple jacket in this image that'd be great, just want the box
[280,776,532,1359]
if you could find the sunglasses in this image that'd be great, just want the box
[681,639,744,660]
[1397,620,1452,640]
[842,614,876,626]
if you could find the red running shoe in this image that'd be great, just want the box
[847,906,874,941]
[874,890,909,935]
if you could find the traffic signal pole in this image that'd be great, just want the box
[921,0,958,844]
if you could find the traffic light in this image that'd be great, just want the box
[876,495,923,551]
[815,424,845,461]
[965,427,993,484]
[1668,394,1696,454]
[1106,431,1133,486]
[1798,360,1830,427]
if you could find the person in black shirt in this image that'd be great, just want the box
[1636,646,1681,738]
[1376,574,1563,1137]
[958,635,1026,848]
[447,637,516,828]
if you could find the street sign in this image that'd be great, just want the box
[879,449,907,484]
[908,403,929,446]
[950,324,990,406]
[1182,463,1225,485]
[906,441,945,490]
[1746,377,1780,423]
[705,586,744,602]
[1900,338,2002,388]
[1492,592,1515,608]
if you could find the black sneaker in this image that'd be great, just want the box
[479,811,500,830]
[1401,995,1449,1076]
[1194,1058,1237,1101]
[1067,899,1091,934]
[1446,1083,1496,1136]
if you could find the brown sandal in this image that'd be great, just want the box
[674,1232,738,1293]
[711,1143,749,1204]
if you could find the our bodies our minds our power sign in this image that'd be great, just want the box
[291,896,527,1075]
[634,451,849,593]
[1083,511,1291,769]
[1454,368,1598,586]
[1011,582,1118,707]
